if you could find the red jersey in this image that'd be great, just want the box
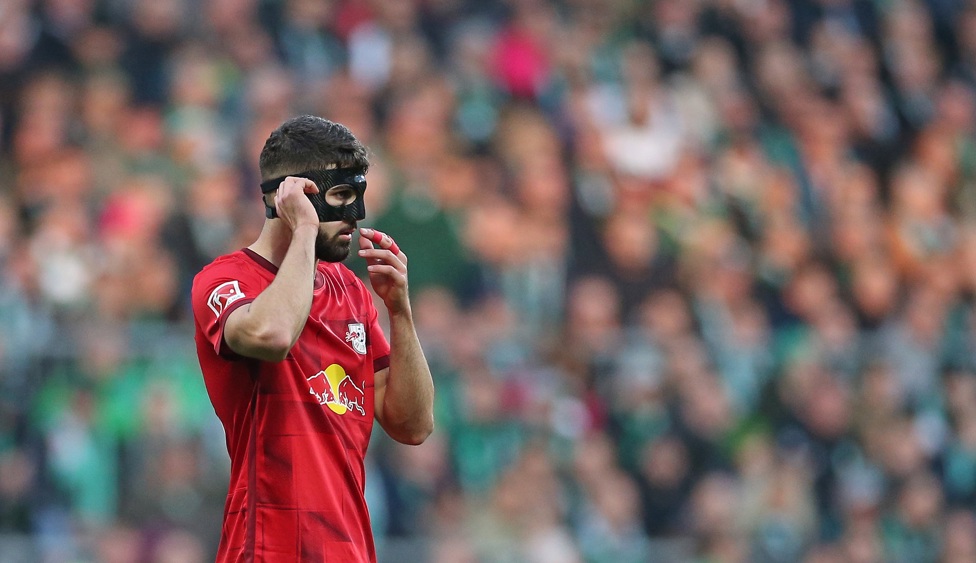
[191,248,390,563]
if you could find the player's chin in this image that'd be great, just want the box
[315,239,351,263]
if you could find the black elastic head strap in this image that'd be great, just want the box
[259,167,367,222]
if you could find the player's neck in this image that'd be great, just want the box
[248,220,316,270]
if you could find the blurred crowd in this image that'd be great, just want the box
[3,0,976,561]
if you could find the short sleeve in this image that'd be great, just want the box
[367,295,391,373]
[191,261,261,359]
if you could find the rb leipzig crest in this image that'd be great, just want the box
[345,322,366,355]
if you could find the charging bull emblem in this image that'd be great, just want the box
[307,364,366,416]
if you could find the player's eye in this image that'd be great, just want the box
[325,185,357,206]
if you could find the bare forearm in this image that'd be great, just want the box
[256,226,317,337]
[383,309,435,444]
[226,226,317,359]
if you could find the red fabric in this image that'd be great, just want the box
[192,249,390,562]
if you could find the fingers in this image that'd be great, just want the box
[274,177,318,206]
[360,228,401,256]
[359,228,409,310]
[279,176,319,194]
[273,177,318,228]
[298,178,319,194]
[358,248,404,268]
[365,264,404,278]
[372,230,400,255]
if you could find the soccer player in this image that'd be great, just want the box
[191,115,434,562]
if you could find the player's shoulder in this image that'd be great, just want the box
[192,250,270,291]
[195,250,247,280]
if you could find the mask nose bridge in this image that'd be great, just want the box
[342,199,366,222]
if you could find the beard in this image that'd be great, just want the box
[315,230,352,262]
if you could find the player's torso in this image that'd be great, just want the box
[253,262,377,481]
[244,263,378,561]
[195,253,379,561]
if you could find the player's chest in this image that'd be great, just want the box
[302,279,373,357]
[281,306,375,424]
[298,314,373,365]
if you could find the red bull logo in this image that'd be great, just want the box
[307,364,366,416]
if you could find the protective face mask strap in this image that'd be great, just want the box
[260,167,367,222]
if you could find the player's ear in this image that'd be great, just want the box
[262,191,276,207]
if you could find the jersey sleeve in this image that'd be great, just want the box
[366,288,391,373]
[191,262,260,359]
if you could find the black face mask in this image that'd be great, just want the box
[260,167,367,222]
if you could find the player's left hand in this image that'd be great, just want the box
[358,228,409,314]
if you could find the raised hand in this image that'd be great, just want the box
[273,177,320,232]
[358,228,408,314]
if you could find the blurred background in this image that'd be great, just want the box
[1,0,976,561]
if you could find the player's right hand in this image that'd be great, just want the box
[273,177,319,232]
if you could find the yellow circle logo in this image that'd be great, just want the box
[307,364,367,416]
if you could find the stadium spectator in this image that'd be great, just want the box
[1,0,976,561]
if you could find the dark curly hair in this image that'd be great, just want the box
[258,115,370,183]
